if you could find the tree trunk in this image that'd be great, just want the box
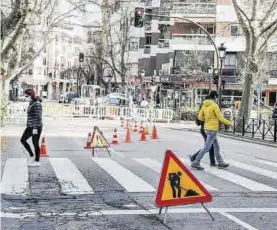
[236,72,253,131]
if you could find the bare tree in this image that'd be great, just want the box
[0,0,92,93]
[102,3,133,88]
[232,0,277,120]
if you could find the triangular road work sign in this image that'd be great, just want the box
[155,150,212,207]
[90,126,110,148]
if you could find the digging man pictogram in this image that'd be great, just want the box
[168,171,200,198]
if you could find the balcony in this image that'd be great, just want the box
[170,3,216,16]
[158,39,170,48]
[172,34,214,45]
[144,45,151,54]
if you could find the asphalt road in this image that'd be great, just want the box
[1,118,277,230]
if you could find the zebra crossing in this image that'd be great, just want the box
[1,156,277,196]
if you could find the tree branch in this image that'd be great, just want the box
[259,0,277,27]
[259,19,277,37]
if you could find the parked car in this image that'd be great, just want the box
[71,98,91,116]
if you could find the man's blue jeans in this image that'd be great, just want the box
[194,130,223,164]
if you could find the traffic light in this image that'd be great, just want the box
[151,75,156,85]
[79,53,84,62]
[134,8,144,27]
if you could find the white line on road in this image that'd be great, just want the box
[219,212,259,230]
[182,159,277,192]
[228,160,277,180]
[134,158,218,191]
[1,158,29,195]
[49,158,94,195]
[250,158,277,168]
[2,208,277,219]
[91,158,156,192]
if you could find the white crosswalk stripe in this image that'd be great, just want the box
[181,159,277,192]
[228,160,277,180]
[249,158,277,168]
[134,158,218,191]
[49,158,94,195]
[91,158,156,192]
[1,158,29,195]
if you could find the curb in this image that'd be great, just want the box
[167,127,277,148]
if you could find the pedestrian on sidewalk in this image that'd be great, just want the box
[191,91,232,170]
[190,95,216,167]
[20,89,43,167]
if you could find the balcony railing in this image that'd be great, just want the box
[172,34,214,45]
[170,3,216,15]
[158,39,170,48]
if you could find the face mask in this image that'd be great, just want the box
[27,96,32,102]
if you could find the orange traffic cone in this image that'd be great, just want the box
[145,123,149,135]
[140,128,147,141]
[139,122,143,133]
[152,125,159,139]
[125,127,131,143]
[133,121,138,132]
[111,128,119,144]
[121,120,124,128]
[84,132,92,149]
[40,137,49,157]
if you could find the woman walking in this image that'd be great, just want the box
[191,91,231,170]
[20,89,43,167]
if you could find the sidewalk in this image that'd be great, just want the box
[157,121,277,147]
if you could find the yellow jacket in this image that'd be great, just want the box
[198,99,232,131]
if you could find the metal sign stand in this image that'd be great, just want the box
[201,203,214,221]
[158,204,214,225]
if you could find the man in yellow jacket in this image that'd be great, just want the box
[191,91,232,170]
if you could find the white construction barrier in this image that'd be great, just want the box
[5,103,174,123]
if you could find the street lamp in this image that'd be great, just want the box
[218,43,227,108]
[208,66,213,93]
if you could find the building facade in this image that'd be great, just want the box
[106,0,277,108]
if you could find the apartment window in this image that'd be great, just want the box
[43,46,47,53]
[28,69,33,75]
[46,17,50,26]
[206,24,215,34]
[129,40,138,51]
[224,54,237,67]
[43,57,47,66]
[60,56,65,67]
[44,68,48,76]
[230,25,239,36]
[145,33,152,45]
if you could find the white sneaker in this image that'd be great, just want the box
[28,162,41,167]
